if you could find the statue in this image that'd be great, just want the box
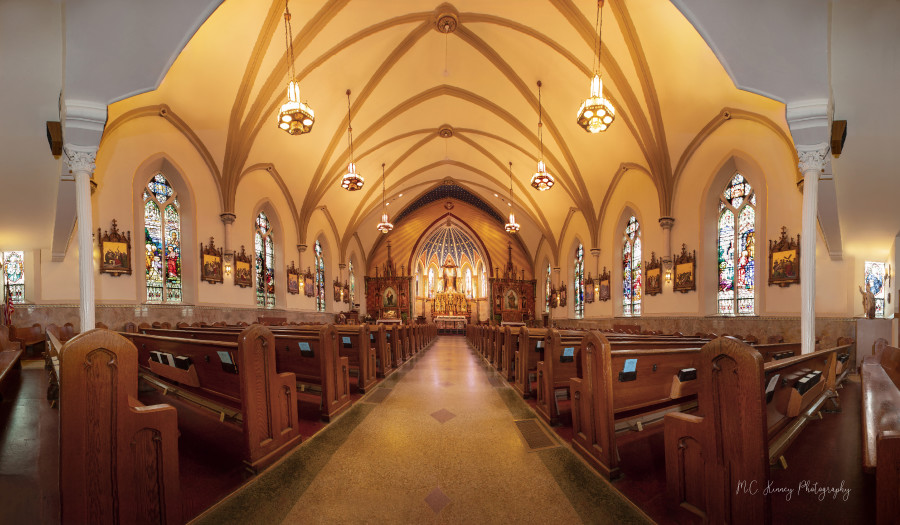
[859,282,876,319]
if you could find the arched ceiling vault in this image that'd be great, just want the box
[107,0,793,265]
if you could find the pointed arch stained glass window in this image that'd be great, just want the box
[480,268,487,298]
[465,268,473,298]
[2,251,25,304]
[349,260,355,306]
[865,261,886,318]
[623,216,641,317]
[315,241,325,312]
[143,174,181,303]
[545,263,552,313]
[575,244,585,319]
[255,212,275,308]
[428,267,435,299]
[718,173,756,315]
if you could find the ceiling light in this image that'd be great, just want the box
[577,0,615,133]
[277,0,315,135]
[377,163,393,234]
[532,81,555,191]
[340,89,364,190]
[505,161,521,233]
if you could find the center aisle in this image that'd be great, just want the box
[196,335,650,525]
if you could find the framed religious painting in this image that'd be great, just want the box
[200,237,223,284]
[768,227,800,287]
[382,286,398,309]
[559,284,568,307]
[98,219,132,276]
[304,267,315,297]
[673,244,697,293]
[342,282,350,303]
[550,287,558,309]
[333,278,343,302]
[645,252,662,296]
[286,261,300,295]
[504,288,519,310]
[584,273,595,303]
[598,267,611,301]
[233,245,252,287]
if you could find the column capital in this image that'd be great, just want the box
[658,216,675,230]
[297,244,308,253]
[590,248,601,258]
[338,263,347,270]
[796,142,829,175]
[219,212,236,225]
[63,144,97,175]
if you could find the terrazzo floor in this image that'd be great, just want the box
[196,335,650,524]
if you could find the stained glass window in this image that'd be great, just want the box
[865,261,886,318]
[623,216,641,316]
[574,244,585,318]
[143,174,181,303]
[315,240,325,312]
[428,267,434,298]
[545,263,552,313]
[465,268,473,298]
[349,260,355,306]
[718,173,755,315]
[480,270,487,298]
[255,212,275,308]
[2,251,25,304]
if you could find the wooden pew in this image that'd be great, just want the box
[862,339,900,525]
[124,325,302,470]
[570,331,704,479]
[10,322,43,354]
[368,323,393,377]
[59,329,181,525]
[535,328,584,425]
[664,337,842,524]
[499,325,518,381]
[0,325,24,401]
[513,326,548,398]
[335,324,377,393]
[384,324,403,368]
[138,324,351,422]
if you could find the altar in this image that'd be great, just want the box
[434,315,467,334]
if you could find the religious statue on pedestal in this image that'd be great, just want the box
[859,282,876,319]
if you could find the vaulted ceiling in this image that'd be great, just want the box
[105,0,787,263]
[5,1,899,267]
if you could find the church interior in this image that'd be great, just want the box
[1,0,899,523]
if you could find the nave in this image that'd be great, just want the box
[194,335,648,524]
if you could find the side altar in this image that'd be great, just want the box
[490,243,536,324]
[365,242,412,322]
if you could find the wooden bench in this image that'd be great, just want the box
[535,328,584,425]
[0,325,23,401]
[60,329,181,525]
[513,326,548,399]
[571,331,704,479]
[498,325,518,381]
[336,324,377,393]
[124,325,303,471]
[368,323,393,377]
[140,324,351,421]
[10,322,43,355]
[384,324,403,368]
[862,339,900,525]
[664,337,842,523]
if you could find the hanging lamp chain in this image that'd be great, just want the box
[381,163,386,209]
[537,80,544,159]
[593,0,603,75]
[346,89,354,163]
[284,0,296,80]
[509,161,514,204]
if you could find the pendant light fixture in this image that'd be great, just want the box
[277,0,315,135]
[576,0,615,133]
[376,163,393,234]
[340,89,364,190]
[531,81,555,191]
[505,162,520,233]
